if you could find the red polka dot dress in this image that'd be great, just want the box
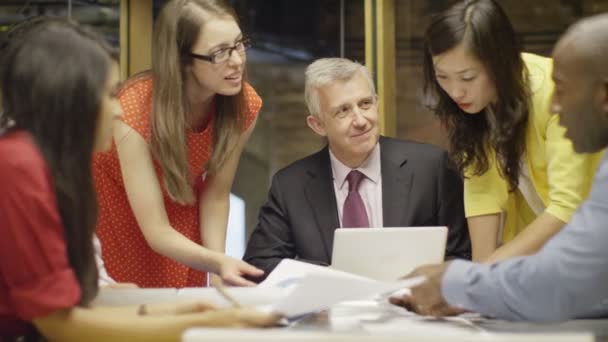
[93,74,261,288]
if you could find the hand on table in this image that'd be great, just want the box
[390,262,465,317]
[145,300,219,316]
[145,300,281,327]
[214,255,263,287]
[195,308,281,328]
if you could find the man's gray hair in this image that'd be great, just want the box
[304,58,375,117]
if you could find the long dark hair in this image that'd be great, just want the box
[0,18,118,305]
[423,0,529,190]
[151,0,247,204]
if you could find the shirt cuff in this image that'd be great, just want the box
[441,259,478,310]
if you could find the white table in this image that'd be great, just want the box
[92,288,606,341]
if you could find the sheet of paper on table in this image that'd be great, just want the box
[257,259,426,318]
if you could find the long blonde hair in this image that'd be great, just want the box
[152,0,246,205]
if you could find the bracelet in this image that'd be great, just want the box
[137,303,148,316]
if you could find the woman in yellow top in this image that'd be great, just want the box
[422,0,602,262]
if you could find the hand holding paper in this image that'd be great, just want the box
[389,261,465,317]
[259,259,426,318]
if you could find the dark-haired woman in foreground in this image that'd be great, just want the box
[422,0,602,263]
[0,18,276,341]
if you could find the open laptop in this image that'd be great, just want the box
[330,227,447,281]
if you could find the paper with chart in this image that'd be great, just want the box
[258,259,426,318]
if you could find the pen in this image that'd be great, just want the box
[213,283,242,308]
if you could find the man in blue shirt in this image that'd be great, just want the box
[390,13,608,322]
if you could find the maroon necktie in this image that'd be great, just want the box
[342,170,370,228]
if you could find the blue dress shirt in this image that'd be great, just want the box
[442,154,608,322]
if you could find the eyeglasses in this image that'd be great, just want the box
[189,38,251,64]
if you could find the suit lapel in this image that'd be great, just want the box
[304,147,340,261]
[380,137,413,227]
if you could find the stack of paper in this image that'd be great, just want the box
[257,259,425,318]
[93,259,424,320]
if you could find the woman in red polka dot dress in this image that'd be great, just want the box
[93,0,263,288]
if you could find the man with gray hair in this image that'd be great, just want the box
[391,13,608,321]
[244,58,471,279]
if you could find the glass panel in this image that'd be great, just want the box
[395,0,608,149]
[226,194,246,259]
[0,1,120,49]
[71,0,120,48]
[230,0,364,236]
